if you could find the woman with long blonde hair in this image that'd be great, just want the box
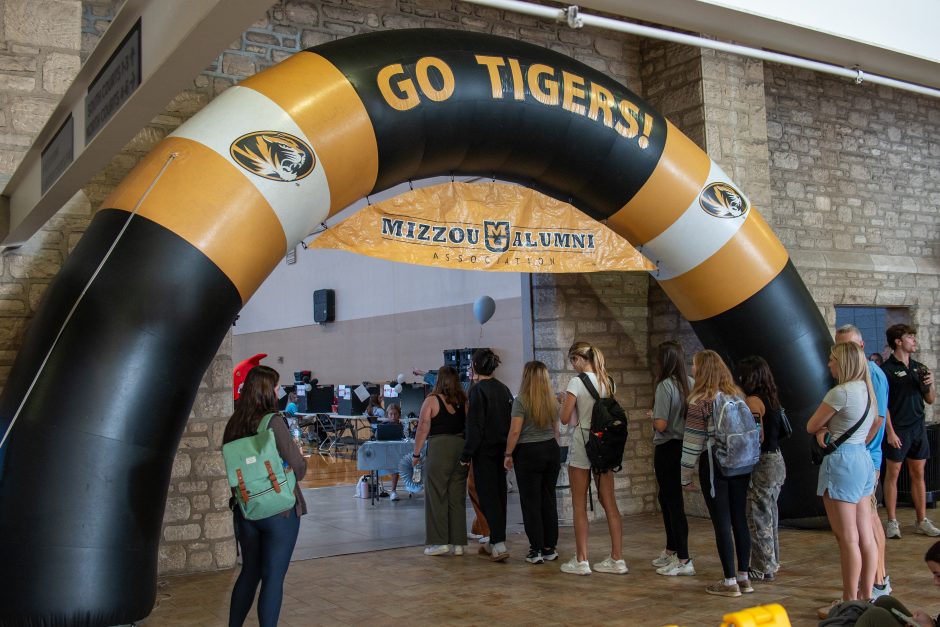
[559,341,627,575]
[807,341,877,605]
[504,361,561,564]
[680,350,752,597]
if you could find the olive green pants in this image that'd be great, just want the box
[424,435,469,546]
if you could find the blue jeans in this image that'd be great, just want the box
[230,507,300,627]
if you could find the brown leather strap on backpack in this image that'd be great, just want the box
[264,460,282,493]
[235,469,250,503]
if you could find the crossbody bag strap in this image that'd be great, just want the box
[831,392,872,448]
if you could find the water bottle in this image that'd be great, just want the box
[412,465,422,484]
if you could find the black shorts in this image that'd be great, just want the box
[883,424,930,462]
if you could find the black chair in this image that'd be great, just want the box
[317,414,352,452]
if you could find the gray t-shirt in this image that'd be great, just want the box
[652,376,694,445]
[822,380,875,445]
[511,397,556,444]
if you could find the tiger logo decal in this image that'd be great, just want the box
[699,182,749,219]
[230,131,316,182]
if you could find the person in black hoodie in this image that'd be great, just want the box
[461,348,514,561]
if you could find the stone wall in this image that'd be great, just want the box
[0,0,84,387]
[764,63,940,420]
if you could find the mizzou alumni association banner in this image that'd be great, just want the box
[308,183,655,273]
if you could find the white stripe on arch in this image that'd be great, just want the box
[170,85,332,250]
[637,161,749,281]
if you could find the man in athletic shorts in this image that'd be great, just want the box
[881,324,938,538]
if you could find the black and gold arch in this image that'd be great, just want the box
[0,30,832,625]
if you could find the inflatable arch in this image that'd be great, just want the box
[0,30,834,625]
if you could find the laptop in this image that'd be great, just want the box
[375,422,405,441]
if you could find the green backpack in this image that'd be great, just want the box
[222,413,297,520]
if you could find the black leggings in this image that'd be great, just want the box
[654,439,689,559]
[699,452,750,579]
[230,507,300,627]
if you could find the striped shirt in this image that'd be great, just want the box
[680,398,714,485]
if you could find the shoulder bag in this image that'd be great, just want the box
[810,393,871,466]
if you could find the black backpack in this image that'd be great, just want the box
[578,373,629,474]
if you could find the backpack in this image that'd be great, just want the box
[578,373,629,474]
[222,413,297,520]
[705,392,761,493]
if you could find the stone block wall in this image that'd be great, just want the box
[764,63,939,420]
[0,0,84,387]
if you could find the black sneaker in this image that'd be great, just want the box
[541,547,558,561]
[525,550,544,564]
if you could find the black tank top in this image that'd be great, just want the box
[757,395,781,452]
[428,395,465,437]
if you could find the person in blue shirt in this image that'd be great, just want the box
[835,324,891,597]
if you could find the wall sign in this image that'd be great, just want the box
[41,115,74,194]
[85,19,141,143]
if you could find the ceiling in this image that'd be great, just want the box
[576,0,940,90]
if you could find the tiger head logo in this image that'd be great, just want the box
[230,131,315,182]
[699,182,749,218]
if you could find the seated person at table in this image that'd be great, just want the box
[366,393,385,423]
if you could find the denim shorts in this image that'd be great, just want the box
[817,442,875,503]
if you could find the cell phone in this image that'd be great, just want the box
[890,607,920,627]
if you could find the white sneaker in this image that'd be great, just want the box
[657,558,696,576]
[452,545,464,556]
[560,557,591,575]
[652,550,677,568]
[593,556,629,574]
[424,544,450,556]
[886,519,901,539]
[479,536,490,544]
[872,574,892,599]
[468,532,484,540]
[916,518,940,536]
[389,491,399,501]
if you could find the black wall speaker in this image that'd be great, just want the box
[313,289,335,323]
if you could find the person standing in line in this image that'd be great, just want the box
[465,364,491,545]
[223,366,307,627]
[559,341,628,576]
[680,350,751,597]
[737,355,786,582]
[504,361,562,565]
[808,341,877,605]
[835,324,892,597]
[650,341,695,577]
[460,348,514,561]
[412,365,469,556]
[881,324,939,539]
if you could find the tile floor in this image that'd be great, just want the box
[143,499,939,627]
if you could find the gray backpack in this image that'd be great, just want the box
[705,392,761,495]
